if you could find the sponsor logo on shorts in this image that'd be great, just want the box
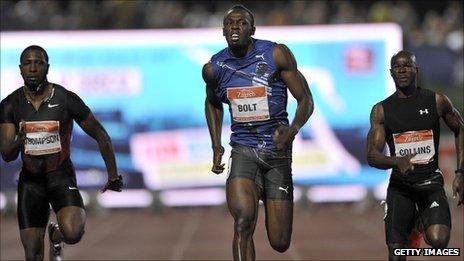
[278,186,289,194]
[68,186,78,190]
[429,201,439,208]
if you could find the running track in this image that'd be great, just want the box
[1,203,462,260]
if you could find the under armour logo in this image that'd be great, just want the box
[255,53,265,60]
[419,109,429,115]
[278,186,289,194]
[429,201,439,208]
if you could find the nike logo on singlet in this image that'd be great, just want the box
[48,103,59,108]
[68,187,78,190]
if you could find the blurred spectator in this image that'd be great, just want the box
[1,0,462,107]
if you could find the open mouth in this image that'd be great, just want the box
[398,76,409,81]
[231,33,240,41]
[28,76,39,82]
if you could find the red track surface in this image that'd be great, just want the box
[1,203,462,260]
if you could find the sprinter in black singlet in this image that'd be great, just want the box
[0,45,123,261]
[367,50,464,260]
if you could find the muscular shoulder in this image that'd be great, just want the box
[370,102,385,124]
[202,62,215,86]
[272,43,292,60]
[435,91,453,116]
[272,43,296,70]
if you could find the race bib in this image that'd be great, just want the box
[227,86,270,122]
[21,121,61,155]
[393,129,435,164]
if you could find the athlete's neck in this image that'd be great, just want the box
[229,38,254,58]
[24,81,51,101]
[396,85,418,98]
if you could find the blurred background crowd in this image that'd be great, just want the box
[1,0,462,110]
[1,2,463,259]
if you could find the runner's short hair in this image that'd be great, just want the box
[224,5,255,27]
[20,45,49,64]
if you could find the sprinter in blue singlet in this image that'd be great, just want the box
[203,5,314,260]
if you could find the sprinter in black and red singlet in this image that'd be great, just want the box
[0,45,123,261]
[367,50,464,260]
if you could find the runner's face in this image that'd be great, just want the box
[390,55,417,89]
[223,10,255,48]
[20,50,49,91]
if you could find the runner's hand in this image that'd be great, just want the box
[273,125,298,150]
[101,175,123,193]
[452,173,464,206]
[211,145,225,174]
[18,120,26,145]
[396,153,417,174]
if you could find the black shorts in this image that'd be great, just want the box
[17,160,84,229]
[227,144,293,201]
[384,175,451,245]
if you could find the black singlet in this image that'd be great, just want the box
[381,87,441,183]
[0,84,90,173]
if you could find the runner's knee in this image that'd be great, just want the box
[234,216,254,235]
[269,238,290,253]
[425,231,449,248]
[22,240,43,261]
[25,250,43,261]
[60,225,84,245]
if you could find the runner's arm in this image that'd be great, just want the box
[273,44,313,134]
[437,93,464,204]
[366,103,415,172]
[437,93,464,173]
[76,113,119,181]
[0,99,23,162]
[203,62,225,174]
[0,123,22,162]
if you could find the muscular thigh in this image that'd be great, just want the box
[227,145,264,189]
[45,162,85,214]
[264,199,293,240]
[226,177,262,219]
[262,154,293,201]
[384,185,416,244]
[17,176,50,229]
[416,186,451,230]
